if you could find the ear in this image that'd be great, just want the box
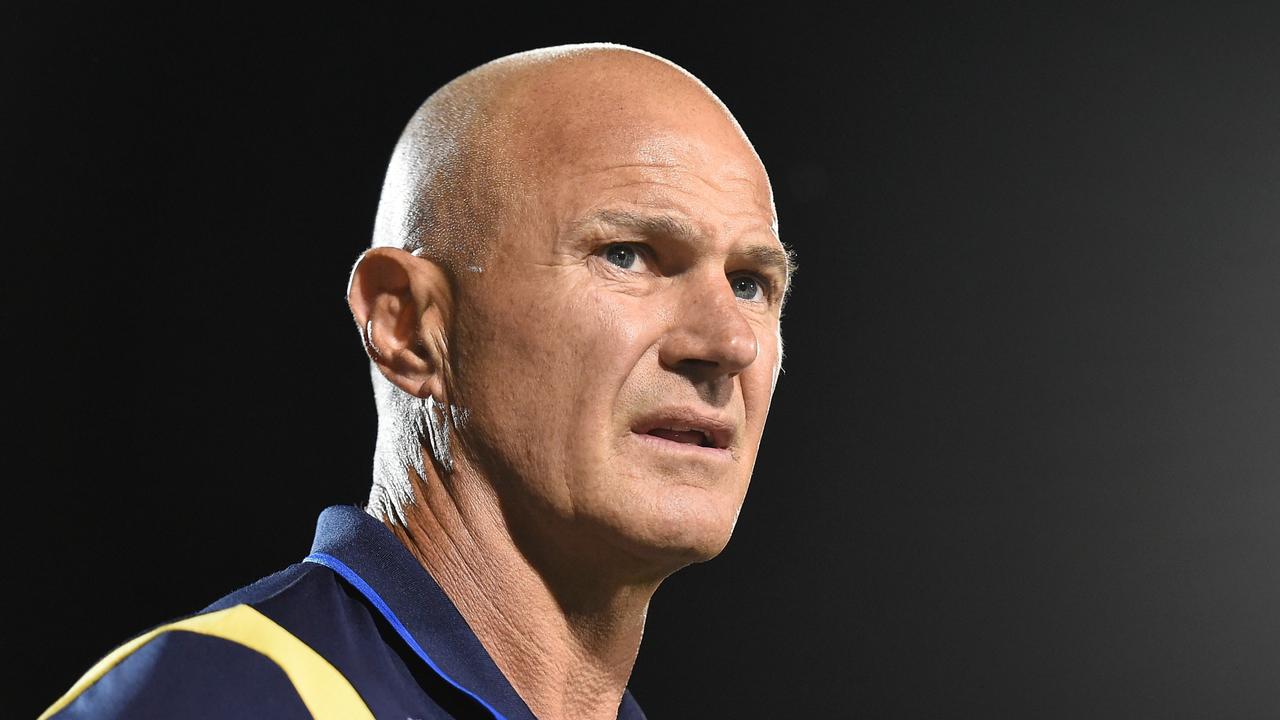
[346,247,452,403]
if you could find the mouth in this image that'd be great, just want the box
[646,427,716,447]
[630,408,736,457]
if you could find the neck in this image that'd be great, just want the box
[370,457,660,720]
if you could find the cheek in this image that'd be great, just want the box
[453,275,651,466]
[560,292,658,452]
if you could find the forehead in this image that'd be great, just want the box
[465,57,783,277]
[513,109,779,247]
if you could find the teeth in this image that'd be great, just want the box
[641,423,720,448]
[653,427,712,445]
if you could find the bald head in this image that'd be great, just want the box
[371,43,775,280]
[358,43,791,527]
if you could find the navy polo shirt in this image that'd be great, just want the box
[41,505,648,719]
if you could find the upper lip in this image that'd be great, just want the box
[631,407,736,450]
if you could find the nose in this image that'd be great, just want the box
[658,271,760,381]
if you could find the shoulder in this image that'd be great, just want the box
[40,563,376,720]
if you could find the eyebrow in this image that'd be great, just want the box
[577,209,798,295]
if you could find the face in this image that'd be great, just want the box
[449,78,788,574]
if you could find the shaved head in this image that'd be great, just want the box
[371,43,775,277]
[357,42,792,531]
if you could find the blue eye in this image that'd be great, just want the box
[604,243,640,269]
[731,275,764,301]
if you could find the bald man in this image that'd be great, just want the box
[41,43,796,720]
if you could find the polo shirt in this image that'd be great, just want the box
[40,504,649,719]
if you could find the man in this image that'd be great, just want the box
[41,42,795,720]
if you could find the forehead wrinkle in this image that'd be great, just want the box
[568,172,773,226]
[574,208,700,243]
[572,157,770,198]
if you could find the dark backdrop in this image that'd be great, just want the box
[10,4,1280,718]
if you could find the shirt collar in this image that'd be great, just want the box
[305,504,647,720]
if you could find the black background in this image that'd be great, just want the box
[11,3,1280,718]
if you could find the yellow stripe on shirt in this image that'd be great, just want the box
[38,603,373,720]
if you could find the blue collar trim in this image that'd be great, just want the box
[303,505,645,720]
[304,550,508,720]
[304,505,536,720]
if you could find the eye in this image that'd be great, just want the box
[730,275,765,302]
[601,243,647,271]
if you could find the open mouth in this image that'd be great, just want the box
[631,410,734,451]
[643,427,714,447]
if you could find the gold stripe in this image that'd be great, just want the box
[39,603,373,720]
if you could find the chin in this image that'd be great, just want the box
[601,483,743,571]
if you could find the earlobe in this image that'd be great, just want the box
[346,247,452,402]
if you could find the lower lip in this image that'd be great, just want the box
[630,432,733,461]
